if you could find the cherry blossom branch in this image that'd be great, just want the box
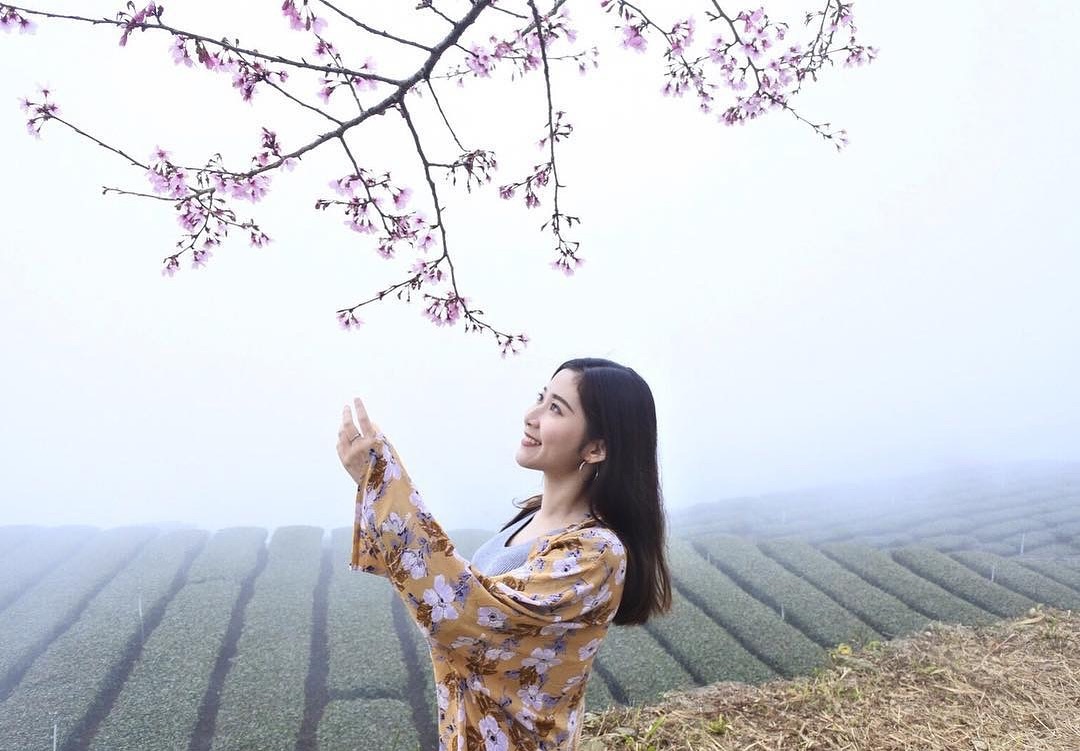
[526,0,581,276]
[315,0,434,52]
[2,0,878,355]
[399,101,529,357]
[424,79,466,152]
[3,2,402,85]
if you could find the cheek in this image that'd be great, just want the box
[540,419,570,445]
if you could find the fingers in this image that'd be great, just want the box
[353,397,374,438]
[339,405,360,445]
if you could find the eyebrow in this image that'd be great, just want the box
[542,386,575,414]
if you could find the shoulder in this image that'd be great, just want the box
[542,524,625,564]
[579,525,625,555]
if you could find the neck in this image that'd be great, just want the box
[536,469,591,525]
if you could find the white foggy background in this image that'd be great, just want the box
[0,1,1077,534]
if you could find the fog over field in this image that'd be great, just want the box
[0,1,1076,535]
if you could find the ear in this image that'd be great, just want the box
[585,438,606,462]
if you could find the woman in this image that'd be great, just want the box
[337,357,671,750]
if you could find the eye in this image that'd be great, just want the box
[535,392,561,414]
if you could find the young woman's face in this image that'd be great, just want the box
[516,368,588,474]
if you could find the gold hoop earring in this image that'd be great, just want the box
[578,460,599,481]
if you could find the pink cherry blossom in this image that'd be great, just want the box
[191,246,212,268]
[466,45,494,77]
[1,6,36,33]
[337,310,362,329]
[119,3,160,47]
[393,187,412,209]
[10,0,878,355]
[411,259,444,284]
[621,25,646,53]
[177,199,208,231]
[346,216,376,234]
[171,37,193,67]
[424,295,468,327]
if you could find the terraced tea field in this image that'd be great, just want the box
[2,463,1078,750]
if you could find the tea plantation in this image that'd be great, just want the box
[2,463,1078,750]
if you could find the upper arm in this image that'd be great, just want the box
[349,435,626,647]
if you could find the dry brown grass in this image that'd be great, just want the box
[580,605,1079,750]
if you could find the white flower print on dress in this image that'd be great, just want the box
[401,546,427,579]
[539,621,579,638]
[582,581,613,614]
[518,682,557,712]
[377,439,403,481]
[563,674,585,691]
[449,634,484,650]
[476,606,507,629]
[578,637,603,661]
[514,704,539,731]
[484,644,516,662]
[466,672,494,698]
[424,574,461,623]
[552,552,584,577]
[350,434,627,751]
[381,510,407,537]
[478,715,509,751]
[521,645,562,674]
[567,707,579,741]
[409,485,424,508]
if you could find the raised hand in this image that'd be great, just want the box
[336,397,383,486]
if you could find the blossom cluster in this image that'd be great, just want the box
[316,170,437,260]
[278,1,380,104]
[498,162,549,209]
[441,149,498,193]
[168,34,290,103]
[443,6,593,85]
[409,258,445,286]
[0,5,35,33]
[317,57,378,104]
[8,0,877,354]
[281,0,326,34]
[423,294,468,328]
[605,2,877,149]
[335,309,363,330]
[145,142,277,275]
[117,1,162,47]
[497,109,571,213]
[18,87,58,138]
[252,127,298,171]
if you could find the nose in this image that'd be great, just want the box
[524,403,541,425]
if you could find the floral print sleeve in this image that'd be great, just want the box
[349,432,626,751]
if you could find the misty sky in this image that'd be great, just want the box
[0,1,1077,535]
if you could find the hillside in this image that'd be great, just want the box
[579,605,1078,750]
[1,463,1078,749]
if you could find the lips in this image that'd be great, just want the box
[522,432,541,446]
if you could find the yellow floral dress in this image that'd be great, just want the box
[349,433,627,751]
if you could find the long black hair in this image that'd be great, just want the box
[500,357,672,626]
